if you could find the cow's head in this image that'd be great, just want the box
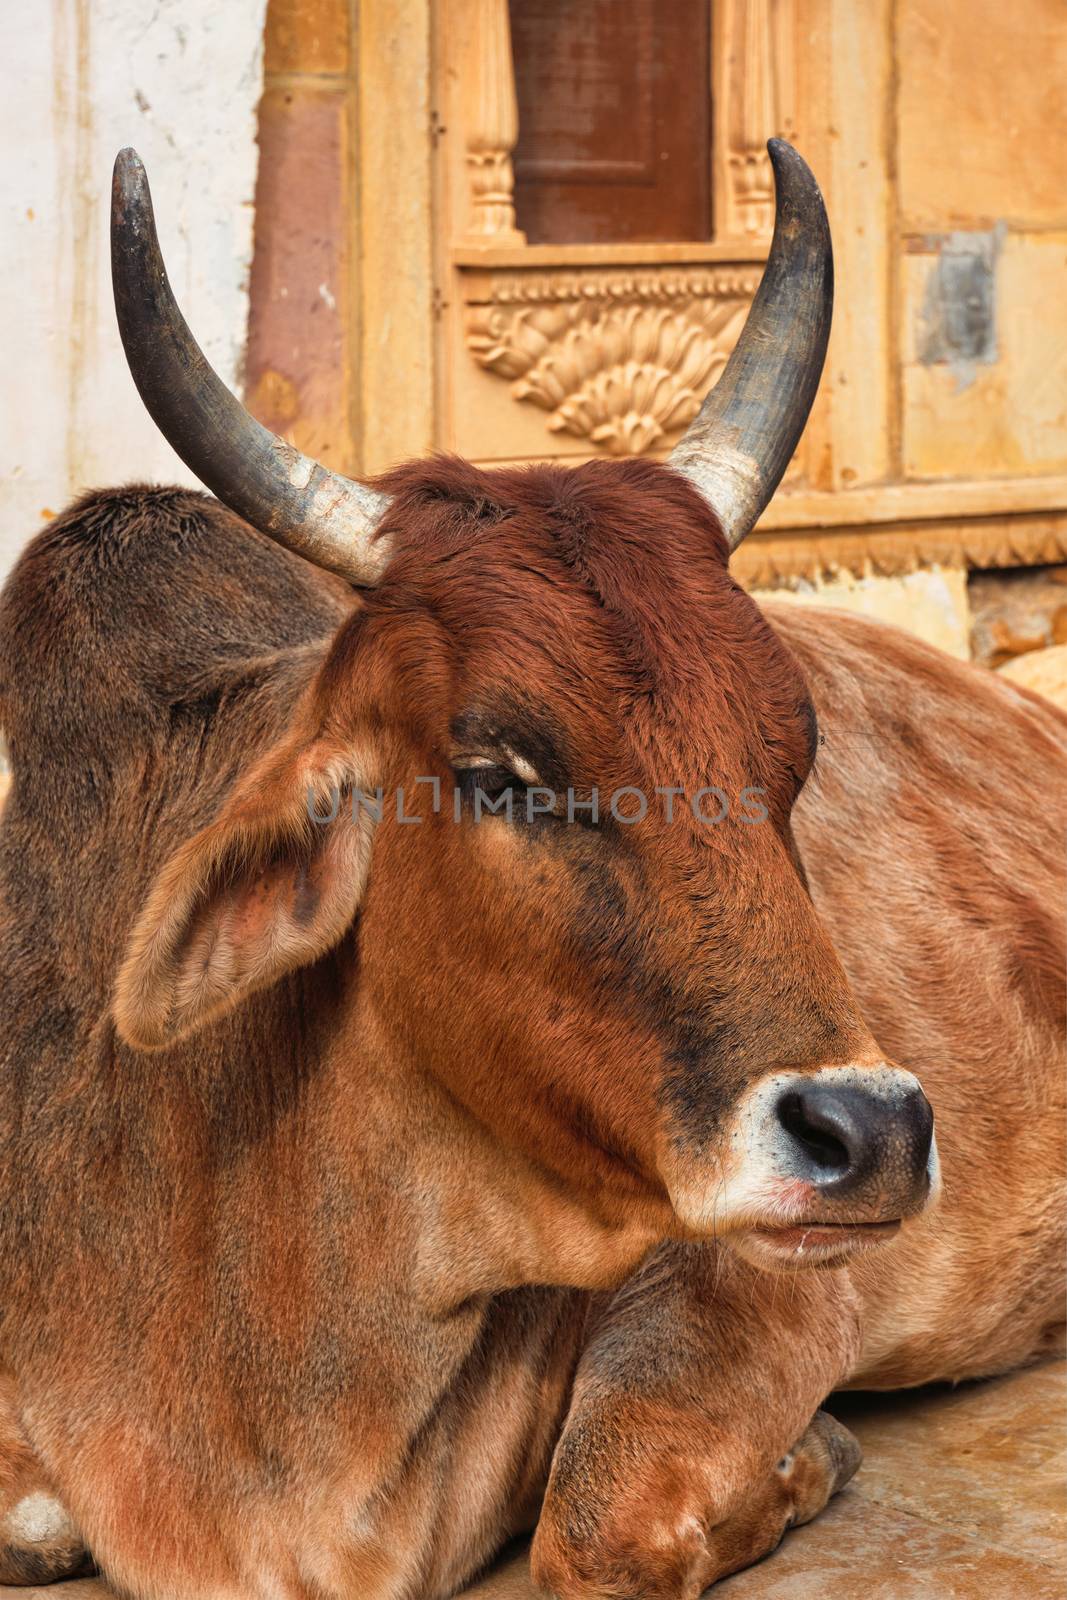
[110,142,936,1276]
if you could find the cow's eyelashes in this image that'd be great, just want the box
[449,751,569,824]
[452,747,543,782]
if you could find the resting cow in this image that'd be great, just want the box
[0,142,1063,1599]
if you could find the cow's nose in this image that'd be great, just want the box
[772,1075,934,1207]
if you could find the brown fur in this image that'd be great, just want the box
[0,462,1062,1597]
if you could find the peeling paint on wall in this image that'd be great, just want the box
[1,0,268,580]
[902,228,1067,480]
[915,226,1003,390]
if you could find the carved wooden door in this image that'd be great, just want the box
[509,0,713,244]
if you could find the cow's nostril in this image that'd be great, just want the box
[769,1073,934,1208]
[776,1090,853,1175]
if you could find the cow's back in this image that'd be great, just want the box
[769,601,1066,1382]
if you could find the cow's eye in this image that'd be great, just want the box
[451,760,571,827]
[454,762,524,803]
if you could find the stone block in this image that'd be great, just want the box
[999,645,1067,710]
[969,564,1067,667]
[897,0,1067,233]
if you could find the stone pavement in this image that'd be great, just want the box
[2,1362,1061,1600]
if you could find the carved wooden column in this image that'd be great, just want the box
[463,0,526,246]
[713,0,796,241]
[731,0,776,235]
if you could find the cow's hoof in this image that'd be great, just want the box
[531,1408,861,1598]
[0,1493,95,1585]
[778,1408,862,1525]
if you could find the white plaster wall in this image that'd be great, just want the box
[752,566,972,659]
[1,0,267,583]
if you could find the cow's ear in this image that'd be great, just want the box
[114,738,376,1050]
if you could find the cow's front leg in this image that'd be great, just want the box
[531,1243,862,1599]
[536,1406,859,1600]
[0,1379,93,1584]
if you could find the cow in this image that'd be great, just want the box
[0,139,1062,1600]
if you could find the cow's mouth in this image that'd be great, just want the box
[740,1218,902,1267]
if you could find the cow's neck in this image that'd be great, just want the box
[335,999,669,1314]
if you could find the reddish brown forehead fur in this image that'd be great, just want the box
[346,455,814,804]
[371,455,731,690]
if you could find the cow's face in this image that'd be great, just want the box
[111,140,935,1276]
[115,458,935,1273]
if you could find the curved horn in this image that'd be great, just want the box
[669,139,833,551]
[111,148,390,585]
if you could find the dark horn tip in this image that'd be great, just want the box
[765,137,808,172]
[765,139,829,222]
[112,148,148,207]
[113,147,144,179]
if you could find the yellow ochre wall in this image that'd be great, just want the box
[246,0,1067,654]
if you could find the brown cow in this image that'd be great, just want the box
[0,141,1062,1599]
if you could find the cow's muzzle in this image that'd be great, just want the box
[664,1064,939,1260]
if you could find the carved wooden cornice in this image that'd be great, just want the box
[733,513,1067,589]
[464,266,763,456]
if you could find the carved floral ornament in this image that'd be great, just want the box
[465,270,763,456]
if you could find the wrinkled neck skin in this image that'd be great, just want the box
[5,948,853,1600]
[336,995,675,1311]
